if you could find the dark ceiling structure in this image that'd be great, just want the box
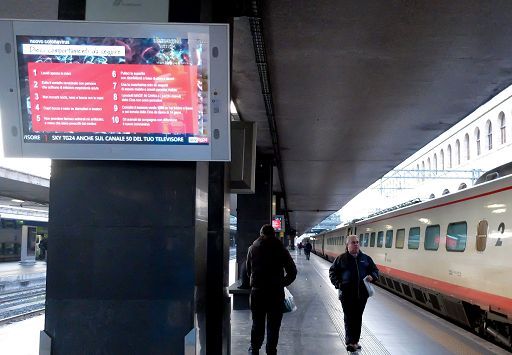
[3,1,512,236]
[232,0,512,234]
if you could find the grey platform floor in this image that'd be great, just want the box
[231,251,509,355]
[0,261,46,282]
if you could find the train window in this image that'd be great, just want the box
[342,236,346,245]
[408,227,420,249]
[385,230,393,248]
[446,222,467,252]
[1,219,18,229]
[370,232,376,247]
[4,243,16,255]
[377,231,384,247]
[359,234,364,243]
[395,229,405,249]
[364,233,369,247]
[476,219,488,252]
[424,225,440,250]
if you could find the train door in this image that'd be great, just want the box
[321,235,325,256]
[476,219,488,252]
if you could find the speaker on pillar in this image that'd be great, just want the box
[230,121,257,193]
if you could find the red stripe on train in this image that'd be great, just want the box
[377,264,512,316]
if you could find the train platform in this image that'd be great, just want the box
[231,251,509,355]
[0,254,509,354]
[0,261,46,287]
[0,261,46,280]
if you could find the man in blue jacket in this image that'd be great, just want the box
[329,235,379,352]
[246,224,297,355]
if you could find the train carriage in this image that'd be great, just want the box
[313,171,512,349]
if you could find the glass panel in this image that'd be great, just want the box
[408,227,420,249]
[395,229,405,249]
[370,232,376,247]
[385,230,393,248]
[27,227,37,256]
[4,243,16,255]
[425,225,440,250]
[377,231,384,247]
[446,222,467,252]
[364,233,369,247]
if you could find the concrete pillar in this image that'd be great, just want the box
[206,162,231,354]
[45,160,208,354]
[236,153,273,282]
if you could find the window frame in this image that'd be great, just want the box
[446,221,467,252]
[424,224,441,251]
[487,120,493,150]
[500,112,506,144]
[408,227,420,250]
[476,127,481,156]
[395,228,405,249]
[385,230,393,248]
[377,231,384,247]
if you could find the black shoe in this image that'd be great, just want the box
[346,344,357,352]
[356,344,362,350]
[248,347,259,354]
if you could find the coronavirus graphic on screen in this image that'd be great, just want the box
[16,35,210,146]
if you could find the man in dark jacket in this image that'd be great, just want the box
[246,224,297,355]
[304,240,312,260]
[329,235,378,352]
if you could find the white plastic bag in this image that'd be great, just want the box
[283,287,297,313]
[364,276,375,297]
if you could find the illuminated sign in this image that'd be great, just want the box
[0,20,230,161]
[272,215,284,232]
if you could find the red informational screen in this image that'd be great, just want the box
[272,215,284,232]
[0,21,231,161]
[28,62,198,135]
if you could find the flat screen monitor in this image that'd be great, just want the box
[0,19,230,161]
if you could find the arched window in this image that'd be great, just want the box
[500,112,506,144]
[486,120,492,150]
[421,161,425,181]
[427,158,431,177]
[464,133,470,160]
[475,127,481,156]
[433,153,438,174]
[447,144,452,168]
[440,149,445,170]
[455,139,461,165]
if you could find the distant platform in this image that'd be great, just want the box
[0,261,46,283]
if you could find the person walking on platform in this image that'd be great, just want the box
[246,224,297,355]
[297,241,303,254]
[304,240,312,260]
[329,235,379,352]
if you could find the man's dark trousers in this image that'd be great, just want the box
[341,296,368,345]
[250,288,284,354]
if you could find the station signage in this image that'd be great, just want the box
[0,20,230,161]
[272,215,284,232]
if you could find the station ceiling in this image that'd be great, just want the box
[232,1,512,234]
[3,2,512,236]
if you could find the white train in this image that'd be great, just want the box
[312,165,512,349]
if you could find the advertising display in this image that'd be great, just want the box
[272,215,284,232]
[0,20,230,161]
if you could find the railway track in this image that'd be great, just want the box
[0,285,46,324]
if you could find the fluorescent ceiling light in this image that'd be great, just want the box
[230,100,238,115]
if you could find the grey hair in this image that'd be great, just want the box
[345,234,359,245]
